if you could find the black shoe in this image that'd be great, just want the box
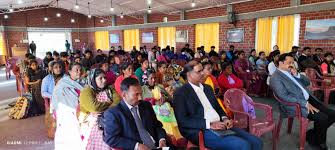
[319,144,329,150]
[306,129,318,146]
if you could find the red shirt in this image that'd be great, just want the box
[218,73,243,92]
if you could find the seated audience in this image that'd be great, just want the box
[141,69,183,140]
[133,54,143,71]
[95,49,107,64]
[173,60,263,150]
[78,68,121,149]
[60,52,69,73]
[156,61,167,84]
[267,51,280,85]
[103,77,168,150]
[313,48,324,65]
[114,62,137,96]
[248,49,257,71]
[208,46,219,58]
[256,51,269,75]
[82,50,95,71]
[298,47,319,72]
[52,62,84,149]
[43,51,54,68]
[135,59,149,85]
[270,53,335,150]
[320,52,335,76]
[108,56,119,75]
[100,60,117,85]
[218,62,244,93]
[202,61,219,94]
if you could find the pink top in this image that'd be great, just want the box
[114,75,138,96]
[106,71,117,86]
[321,63,328,75]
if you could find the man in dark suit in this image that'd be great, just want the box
[270,53,335,150]
[173,60,263,150]
[103,77,167,150]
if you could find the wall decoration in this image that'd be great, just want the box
[110,34,119,44]
[227,28,244,42]
[176,30,188,43]
[142,32,154,43]
[305,19,335,40]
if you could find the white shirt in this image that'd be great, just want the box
[268,61,277,76]
[189,82,221,129]
[278,69,310,100]
[124,101,164,150]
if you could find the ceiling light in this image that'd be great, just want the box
[110,0,114,11]
[88,14,92,18]
[120,13,124,18]
[100,19,104,23]
[56,13,61,17]
[9,8,14,12]
[74,0,79,9]
[147,0,152,5]
[71,18,75,23]
[18,0,23,4]
[4,15,9,19]
[148,6,152,14]
[191,0,196,7]
[44,17,48,22]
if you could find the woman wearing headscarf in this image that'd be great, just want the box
[78,68,121,150]
[52,62,85,150]
[41,61,64,139]
[141,69,183,140]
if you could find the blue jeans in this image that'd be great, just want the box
[203,128,263,150]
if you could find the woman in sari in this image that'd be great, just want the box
[41,61,64,138]
[52,62,85,150]
[79,69,121,150]
[234,51,263,95]
[141,69,183,140]
[24,59,46,115]
[202,61,219,95]
[114,62,137,96]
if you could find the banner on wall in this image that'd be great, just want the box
[110,34,119,44]
[176,30,188,43]
[227,28,244,42]
[305,19,335,40]
[142,32,154,43]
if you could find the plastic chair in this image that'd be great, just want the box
[305,68,335,104]
[224,88,276,150]
[273,93,310,150]
[186,130,209,150]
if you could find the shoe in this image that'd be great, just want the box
[319,144,329,150]
[306,129,318,146]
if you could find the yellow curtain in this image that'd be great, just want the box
[277,15,295,53]
[0,33,7,55]
[94,31,109,50]
[158,27,176,48]
[195,23,219,53]
[123,29,140,51]
[256,17,273,55]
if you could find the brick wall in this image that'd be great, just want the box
[176,25,195,51]
[186,7,226,20]
[234,0,291,14]
[4,31,29,56]
[220,19,256,52]
[299,10,335,52]
[301,0,332,4]
[140,28,158,48]
[148,13,180,23]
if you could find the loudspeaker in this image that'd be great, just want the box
[228,11,236,24]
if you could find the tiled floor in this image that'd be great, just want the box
[0,67,334,150]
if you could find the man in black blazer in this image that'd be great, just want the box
[173,60,262,150]
[103,77,167,150]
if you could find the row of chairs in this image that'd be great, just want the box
[188,89,312,150]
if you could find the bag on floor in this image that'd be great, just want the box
[8,94,33,119]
